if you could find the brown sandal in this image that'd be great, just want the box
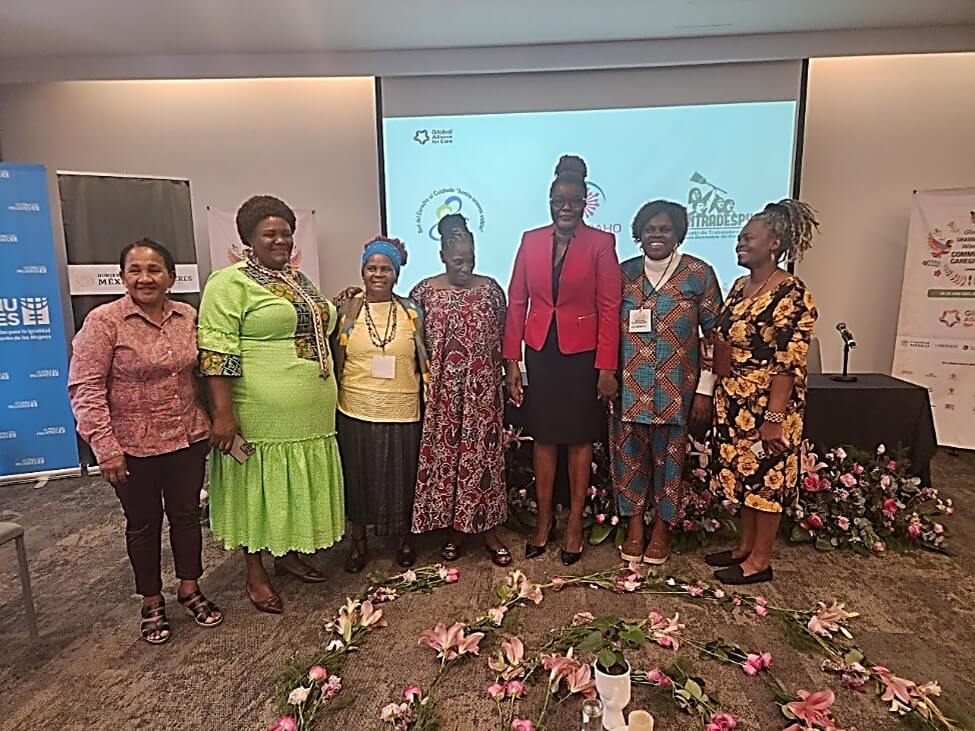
[140,598,171,645]
[620,538,645,563]
[643,540,671,565]
[246,583,284,615]
[178,590,224,627]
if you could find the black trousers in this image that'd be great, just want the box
[113,440,208,597]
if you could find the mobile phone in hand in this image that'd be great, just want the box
[229,433,255,464]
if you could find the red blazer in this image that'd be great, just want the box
[503,223,621,371]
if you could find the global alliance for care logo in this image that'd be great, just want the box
[940,309,962,328]
[939,309,974,329]
[413,128,453,145]
[0,297,51,327]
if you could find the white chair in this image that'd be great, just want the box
[808,336,823,375]
[0,522,38,642]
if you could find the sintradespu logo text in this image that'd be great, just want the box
[685,172,751,241]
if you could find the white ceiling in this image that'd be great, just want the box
[0,0,973,57]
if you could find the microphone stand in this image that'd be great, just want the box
[830,340,857,383]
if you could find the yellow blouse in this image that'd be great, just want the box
[337,300,420,423]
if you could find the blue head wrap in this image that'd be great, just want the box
[362,240,403,277]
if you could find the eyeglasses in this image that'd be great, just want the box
[550,196,586,209]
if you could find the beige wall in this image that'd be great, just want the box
[2,55,973,370]
[798,53,975,373]
[0,78,381,298]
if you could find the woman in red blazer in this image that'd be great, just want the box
[504,155,622,565]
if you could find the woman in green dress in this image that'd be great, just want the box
[198,195,344,614]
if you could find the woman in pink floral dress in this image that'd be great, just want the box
[410,214,512,565]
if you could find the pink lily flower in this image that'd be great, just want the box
[873,666,918,712]
[785,689,837,728]
[268,717,298,731]
[359,601,386,629]
[807,601,857,638]
[801,452,826,474]
[487,606,508,626]
[403,684,423,702]
[487,683,505,701]
[565,663,597,699]
[457,629,485,657]
[511,719,535,731]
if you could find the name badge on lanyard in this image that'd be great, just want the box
[371,354,396,379]
[628,307,654,334]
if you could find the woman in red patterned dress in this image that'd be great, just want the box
[410,214,512,566]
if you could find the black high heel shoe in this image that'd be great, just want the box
[560,530,584,566]
[525,518,556,559]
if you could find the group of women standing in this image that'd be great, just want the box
[68,154,819,644]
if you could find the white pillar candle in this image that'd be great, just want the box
[628,710,654,731]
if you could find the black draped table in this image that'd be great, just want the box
[804,373,938,485]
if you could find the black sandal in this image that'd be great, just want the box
[140,598,172,645]
[486,545,512,567]
[440,541,462,562]
[178,590,224,628]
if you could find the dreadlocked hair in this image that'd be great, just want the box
[437,213,473,251]
[363,236,408,266]
[753,199,819,263]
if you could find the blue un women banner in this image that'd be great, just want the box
[0,163,80,479]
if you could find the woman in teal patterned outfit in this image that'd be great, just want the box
[198,195,344,614]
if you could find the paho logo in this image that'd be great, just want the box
[416,188,486,240]
[584,182,607,218]
[0,297,51,327]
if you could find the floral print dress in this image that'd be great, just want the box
[710,276,818,513]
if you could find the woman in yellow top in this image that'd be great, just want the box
[333,237,429,573]
[707,199,819,585]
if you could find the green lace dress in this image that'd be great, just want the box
[198,257,344,556]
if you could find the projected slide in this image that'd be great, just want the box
[382,101,797,292]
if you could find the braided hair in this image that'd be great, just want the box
[437,213,473,252]
[751,199,819,263]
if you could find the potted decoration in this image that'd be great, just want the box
[578,620,645,729]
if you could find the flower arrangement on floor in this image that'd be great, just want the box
[297,560,964,731]
[787,444,952,554]
[549,565,962,731]
[505,427,952,556]
[505,429,729,553]
[269,565,457,731]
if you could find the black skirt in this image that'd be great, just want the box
[337,412,420,536]
[521,323,607,444]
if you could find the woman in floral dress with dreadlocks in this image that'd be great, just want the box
[706,199,819,586]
